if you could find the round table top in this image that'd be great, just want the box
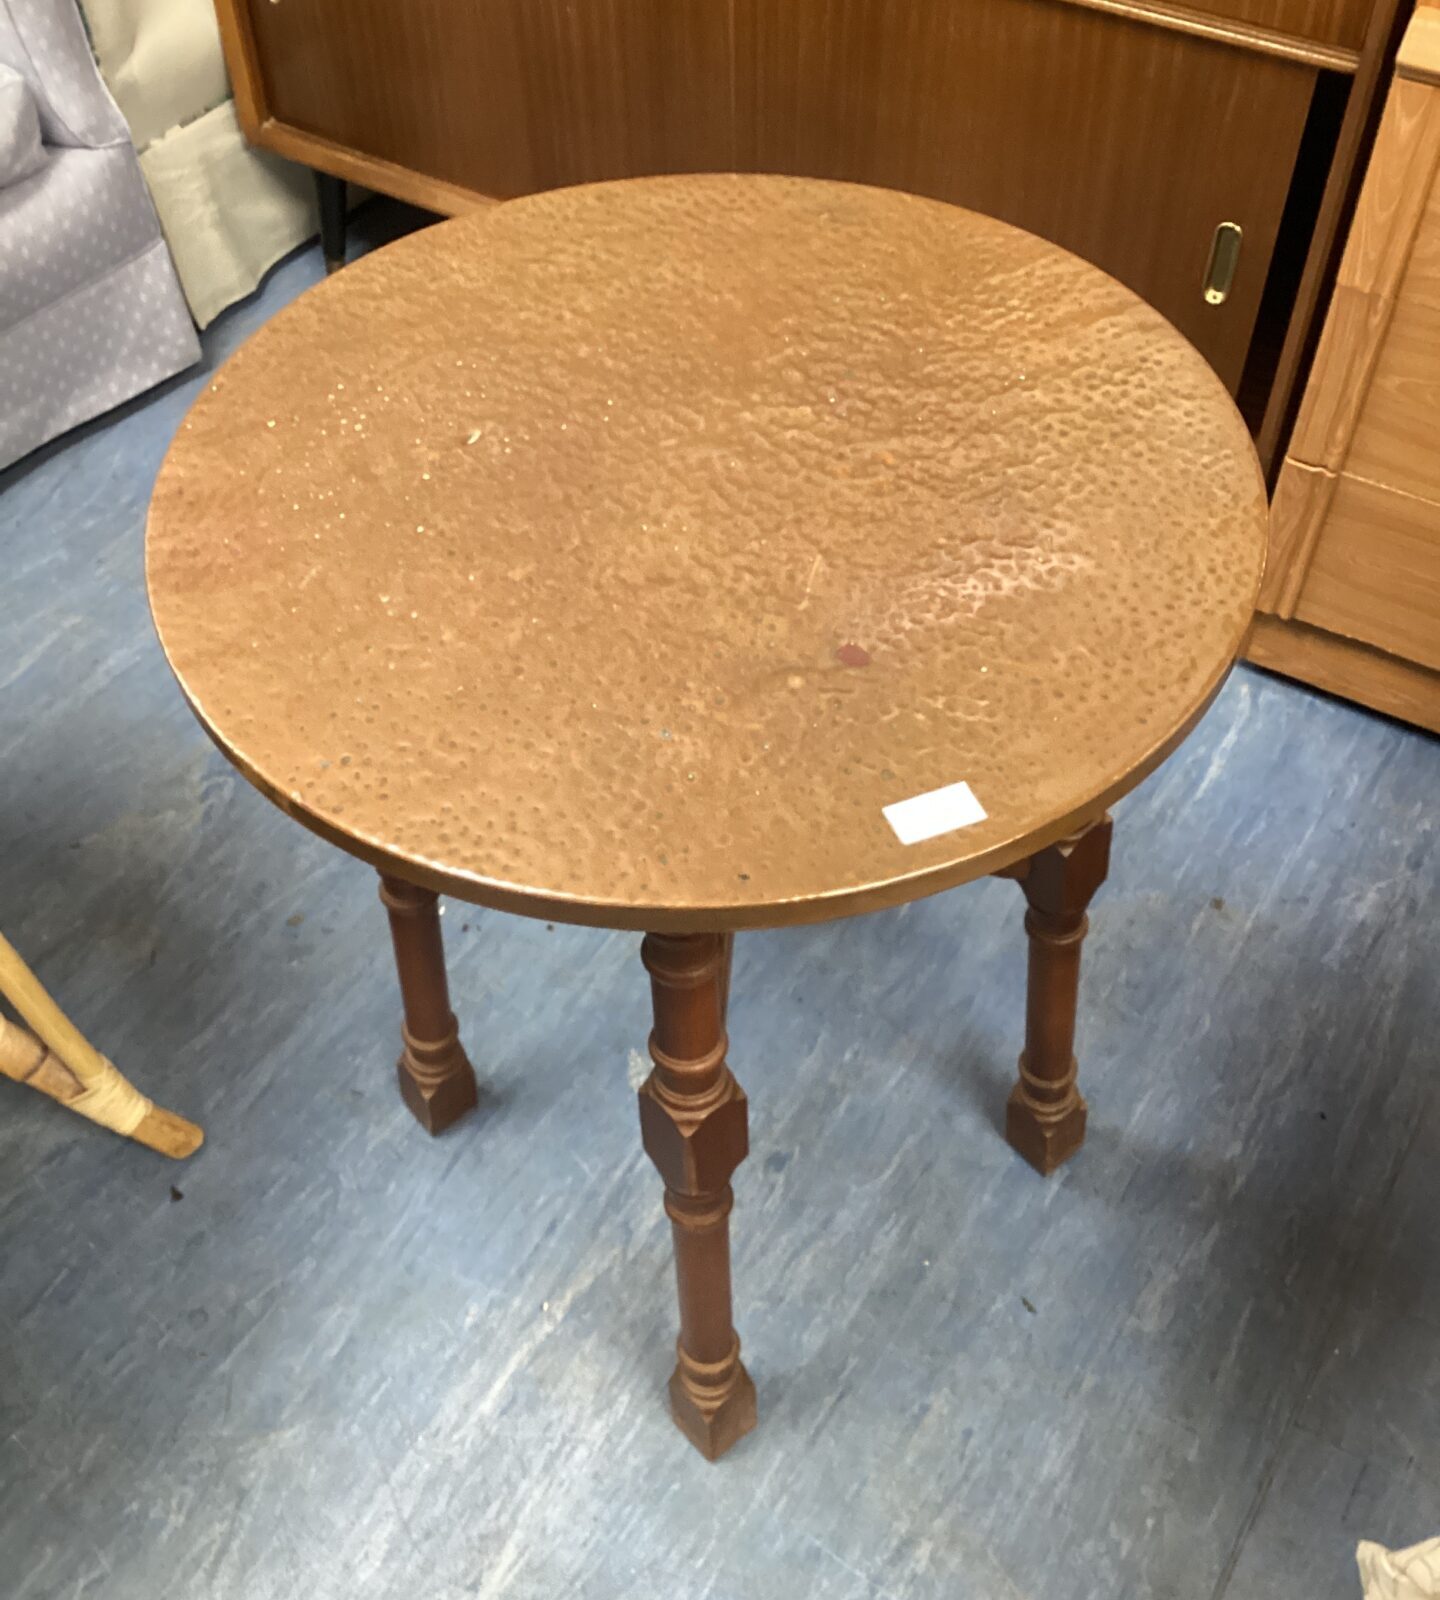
[147,175,1266,932]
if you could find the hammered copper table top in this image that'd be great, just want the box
[147,174,1267,931]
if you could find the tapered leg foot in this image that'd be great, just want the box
[394,1020,478,1134]
[379,875,478,1136]
[1002,816,1111,1176]
[1006,1079,1088,1176]
[669,1340,758,1461]
[639,931,755,1460]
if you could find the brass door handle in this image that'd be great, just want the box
[1203,222,1243,306]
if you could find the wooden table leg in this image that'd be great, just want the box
[1004,815,1112,1176]
[378,874,478,1135]
[717,931,734,1029]
[638,931,756,1461]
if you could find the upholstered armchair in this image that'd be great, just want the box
[0,0,198,469]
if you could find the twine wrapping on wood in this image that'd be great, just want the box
[0,931,202,1158]
[0,1015,46,1081]
[68,1057,153,1136]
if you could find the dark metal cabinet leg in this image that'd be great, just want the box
[315,171,347,275]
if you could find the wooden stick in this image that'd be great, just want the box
[0,933,203,1160]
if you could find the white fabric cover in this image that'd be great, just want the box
[1360,1537,1440,1600]
[79,0,226,150]
[139,98,316,328]
[0,61,45,185]
[79,0,318,328]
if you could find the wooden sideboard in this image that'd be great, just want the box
[215,0,1407,461]
[1250,5,1440,731]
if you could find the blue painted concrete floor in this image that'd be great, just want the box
[2,205,1437,1600]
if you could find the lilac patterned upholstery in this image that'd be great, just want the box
[0,0,198,469]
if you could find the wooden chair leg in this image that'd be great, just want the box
[378,875,478,1135]
[1004,816,1113,1176]
[637,931,756,1460]
[0,932,202,1158]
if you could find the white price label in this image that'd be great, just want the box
[882,780,987,845]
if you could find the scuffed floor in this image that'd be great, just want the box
[2,206,1437,1600]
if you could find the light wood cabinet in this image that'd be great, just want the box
[1252,6,1440,732]
[215,0,1403,447]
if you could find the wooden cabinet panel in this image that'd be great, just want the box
[734,0,1316,389]
[1345,176,1440,502]
[238,0,1324,390]
[1248,613,1440,734]
[1295,474,1440,670]
[249,0,737,197]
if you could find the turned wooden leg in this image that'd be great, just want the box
[378,874,478,1135]
[717,931,734,1029]
[638,931,756,1461]
[1004,815,1112,1176]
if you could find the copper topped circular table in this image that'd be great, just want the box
[147,174,1267,1460]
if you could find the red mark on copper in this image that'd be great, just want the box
[836,643,871,667]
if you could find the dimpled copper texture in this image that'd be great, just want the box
[146,175,1267,931]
